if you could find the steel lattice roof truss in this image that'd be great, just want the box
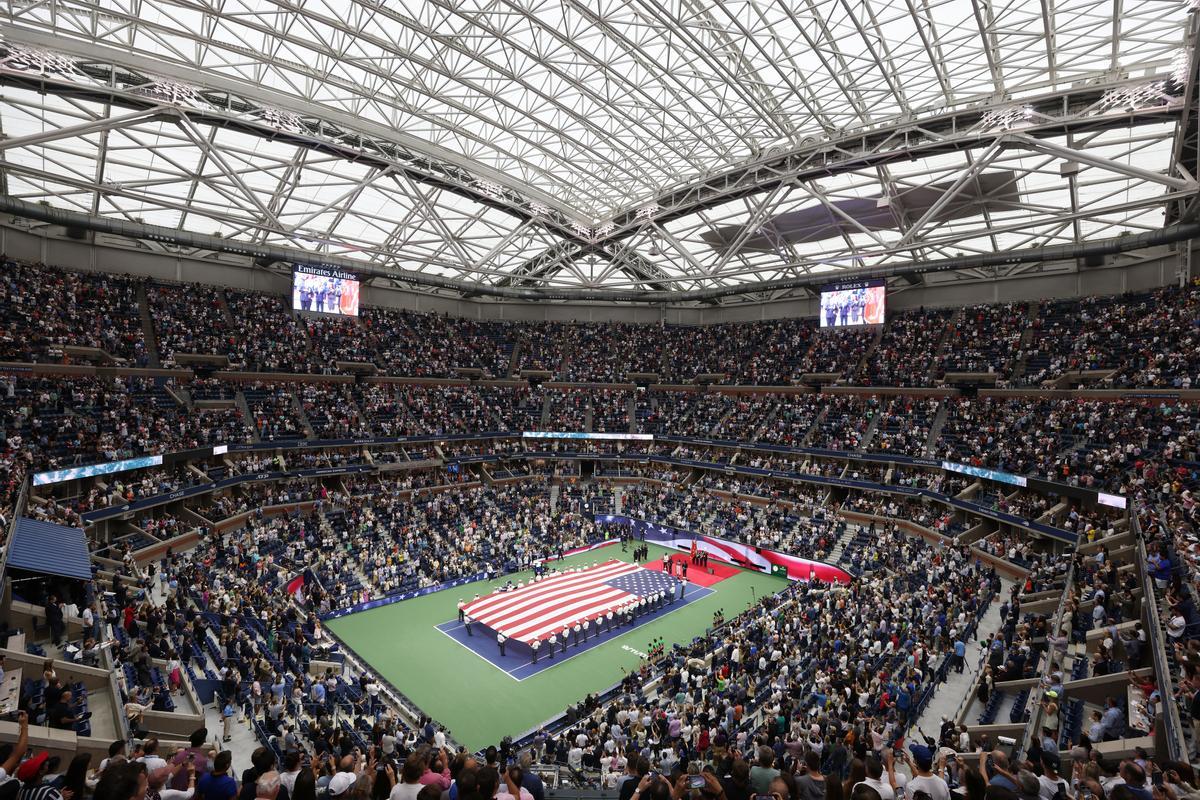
[0,0,1196,299]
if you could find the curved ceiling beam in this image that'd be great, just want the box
[3,194,1195,304]
[0,24,589,240]
[598,75,1188,241]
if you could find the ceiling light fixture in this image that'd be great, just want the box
[979,105,1035,130]
[1099,82,1168,112]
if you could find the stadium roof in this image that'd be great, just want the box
[7,517,92,582]
[0,1,1196,301]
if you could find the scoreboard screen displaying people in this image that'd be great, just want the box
[819,279,885,327]
[293,266,360,317]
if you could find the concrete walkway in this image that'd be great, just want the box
[909,581,1011,742]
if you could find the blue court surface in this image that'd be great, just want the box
[435,582,714,681]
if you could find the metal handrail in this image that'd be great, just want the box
[1017,559,1075,760]
[1133,510,1187,762]
[0,478,30,592]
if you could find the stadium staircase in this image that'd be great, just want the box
[1150,532,1197,756]
[909,584,1007,734]
[849,324,884,383]
[506,339,522,378]
[539,394,552,428]
[709,404,739,436]
[136,281,162,368]
[216,290,237,326]
[748,399,781,441]
[624,394,636,434]
[856,412,883,451]
[291,390,317,438]
[175,384,195,409]
[583,397,594,433]
[801,404,830,446]
[823,518,862,563]
[924,399,951,457]
[675,395,710,435]
[927,308,962,383]
[556,340,575,380]
[1006,303,1041,384]
[235,390,261,443]
[293,310,315,354]
[349,395,372,436]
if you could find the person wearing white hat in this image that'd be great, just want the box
[327,772,356,798]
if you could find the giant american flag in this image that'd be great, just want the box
[461,560,677,645]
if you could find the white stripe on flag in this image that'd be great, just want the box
[492,585,631,637]
[462,560,649,644]
[507,592,634,641]
[473,563,640,622]
[463,561,637,618]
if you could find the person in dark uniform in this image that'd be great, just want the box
[45,594,64,645]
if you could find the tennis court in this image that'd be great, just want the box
[324,542,786,751]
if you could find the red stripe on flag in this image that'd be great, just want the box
[462,560,650,644]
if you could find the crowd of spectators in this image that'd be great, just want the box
[592,390,633,433]
[1018,295,1136,386]
[0,260,147,365]
[855,308,952,387]
[621,482,838,562]
[5,260,1200,800]
[1109,283,1200,390]
[939,302,1029,377]
[548,531,1000,792]
[5,261,1200,392]
[1,375,250,473]
[148,283,239,367]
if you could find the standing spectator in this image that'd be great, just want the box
[44,596,64,646]
[197,752,238,800]
[16,753,64,800]
[221,699,236,743]
[169,730,211,792]
[904,747,949,800]
[749,747,779,794]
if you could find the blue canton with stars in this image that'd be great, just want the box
[605,568,679,598]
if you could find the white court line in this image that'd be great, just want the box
[433,623,523,682]
[435,619,609,681]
